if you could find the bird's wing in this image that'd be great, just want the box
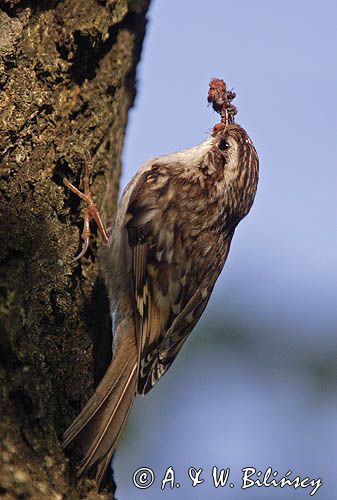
[139,286,211,394]
[125,162,212,393]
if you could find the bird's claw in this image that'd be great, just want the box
[63,153,109,260]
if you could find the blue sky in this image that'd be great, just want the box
[115,1,337,498]
[121,0,337,347]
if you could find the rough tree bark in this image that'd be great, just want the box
[0,1,150,498]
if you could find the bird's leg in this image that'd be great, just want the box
[63,152,109,261]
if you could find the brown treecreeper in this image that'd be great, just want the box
[62,78,259,488]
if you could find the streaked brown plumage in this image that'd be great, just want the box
[63,81,259,487]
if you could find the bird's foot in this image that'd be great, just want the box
[63,152,109,261]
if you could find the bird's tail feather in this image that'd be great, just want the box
[62,318,137,485]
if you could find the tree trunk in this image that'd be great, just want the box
[0,1,150,498]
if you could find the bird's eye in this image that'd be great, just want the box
[218,139,230,151]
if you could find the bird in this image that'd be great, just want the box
[62,78,259,487]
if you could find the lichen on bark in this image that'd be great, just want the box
[0,1,150,498]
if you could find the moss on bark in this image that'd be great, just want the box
[0,1,150,498]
